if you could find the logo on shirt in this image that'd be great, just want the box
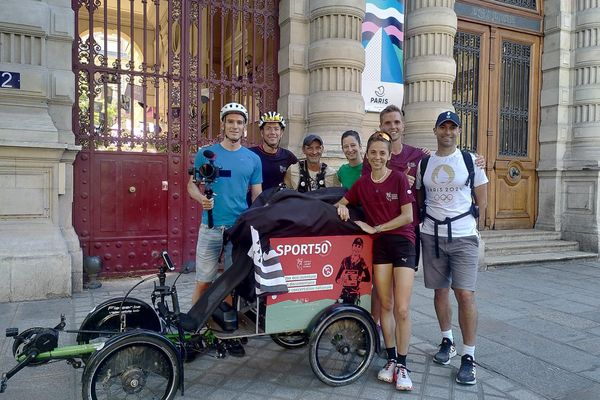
[386,192,398,201]
[431,164,455,185]
[279,165,287,173]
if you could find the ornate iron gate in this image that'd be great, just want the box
[72,0,279,275]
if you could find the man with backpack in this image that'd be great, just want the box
[416,111,488,386]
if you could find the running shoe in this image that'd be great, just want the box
[377,359,397,383]
[433,337,457,365]
[456,354,477,385]
[395,364,413,391]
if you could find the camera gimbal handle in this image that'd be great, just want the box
[204,186,214,228]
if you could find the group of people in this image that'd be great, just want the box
[187,101,488,390]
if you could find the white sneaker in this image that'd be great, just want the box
[377,359,396,383]
[395,364,413,391]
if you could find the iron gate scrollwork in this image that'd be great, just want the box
[72,0,279,275]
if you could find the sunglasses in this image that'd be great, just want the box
[370,131,391,142]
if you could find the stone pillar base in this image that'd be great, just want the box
[0,225,74,302]
[560,168,600,253]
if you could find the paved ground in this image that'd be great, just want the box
[2,259,600,400]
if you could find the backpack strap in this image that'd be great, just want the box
[315,162,328,189]
[460,150,476,203]
[419,156,430,218]
[297,160,310,192]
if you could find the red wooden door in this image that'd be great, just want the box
[72,0,279,275]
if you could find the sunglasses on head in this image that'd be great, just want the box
[370,131,391,142]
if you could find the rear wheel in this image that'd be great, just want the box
[82,333,180,400]
[270,331,309,349]
[309,311,376,386]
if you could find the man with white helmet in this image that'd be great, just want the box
[249,111,298,191]
[187,102,262,355]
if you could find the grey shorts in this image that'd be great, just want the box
[421,233,479,291]
[195,224,233,282]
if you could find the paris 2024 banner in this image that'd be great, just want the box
[362,0,405,112]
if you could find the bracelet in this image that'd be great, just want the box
[375,225,383,233]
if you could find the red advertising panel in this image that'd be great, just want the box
[265,235,373,333]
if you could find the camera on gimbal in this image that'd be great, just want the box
[188,150,220,184]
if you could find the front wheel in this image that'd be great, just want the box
[81,332,180,400]
[270,331,309,349]
[309,311,376,386]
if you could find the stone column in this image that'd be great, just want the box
[307,0,365,161]
[560,0,600,252]
[536,0,573,232]
[403,0,457,149]
[0,0,82,301]
[278,0,311,153]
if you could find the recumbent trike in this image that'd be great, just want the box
[1,189,380,400]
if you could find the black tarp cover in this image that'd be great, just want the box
[185,188,364,330]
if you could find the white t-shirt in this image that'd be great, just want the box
[416,149,488,237]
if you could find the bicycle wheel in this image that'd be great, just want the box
[82,332,180,400]
[270,331,309,349]
[309,311,376,386]
[77,297,162,344]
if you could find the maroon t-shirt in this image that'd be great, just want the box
[345,170,416,244]
[362,143,427,224]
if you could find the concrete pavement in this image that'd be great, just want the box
[1,259,600,400]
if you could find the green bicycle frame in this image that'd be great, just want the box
[16,332,194,363]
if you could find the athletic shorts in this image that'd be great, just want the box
[195,224,233,282]
[373,234,416,269]
[421,233,479,291]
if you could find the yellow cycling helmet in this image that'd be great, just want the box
[259,111,286,129]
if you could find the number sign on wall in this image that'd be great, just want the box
[0,71,21,89]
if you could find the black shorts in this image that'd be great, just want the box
[373,234,417,269]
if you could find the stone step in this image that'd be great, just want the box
[480,229,561,243]
[484,240,580,257]
[484,251,598,268]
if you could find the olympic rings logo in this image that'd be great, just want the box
[434,194,454,202]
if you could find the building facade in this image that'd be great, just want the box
[0,0,599,301]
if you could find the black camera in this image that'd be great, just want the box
[188,149,220,228]
[188,150,220,184]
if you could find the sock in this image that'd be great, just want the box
[385,347,397,361]
[442,329,454,343]
[462,345,475,358]
[397,354,407,367]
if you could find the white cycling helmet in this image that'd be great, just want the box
[220,102,248,123]
[259,111,286,129]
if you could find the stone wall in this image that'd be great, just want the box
[0,0,81,301]
[538,0,600,252]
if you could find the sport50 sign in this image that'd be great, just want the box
[274,239,332,257]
